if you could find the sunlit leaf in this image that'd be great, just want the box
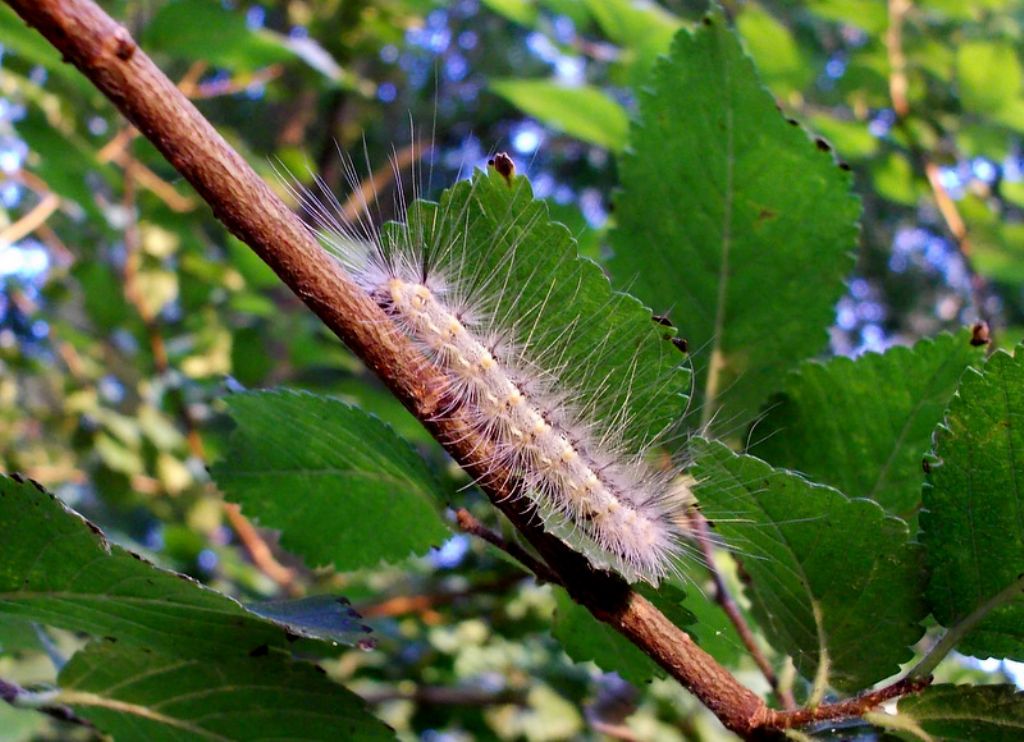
[491,79,629,151]
[956,40,1024,130]
[737,4,812,93]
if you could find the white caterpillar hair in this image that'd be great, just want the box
[290,147,698,585]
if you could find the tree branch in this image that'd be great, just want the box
[4,0,930,736]
[454,508,563,586]
[885,0,995,341]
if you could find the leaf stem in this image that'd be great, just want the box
[910,573,1024,679]
[766,674,931,730]
[691,513,797,709]
[455,508,563,586]
[0,678,93,729]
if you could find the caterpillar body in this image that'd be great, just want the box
[301,153,696,585]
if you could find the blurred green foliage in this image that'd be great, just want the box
[3,0,1024,739]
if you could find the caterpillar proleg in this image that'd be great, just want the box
[297,151,697,585]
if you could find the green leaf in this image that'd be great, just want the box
[212,390,449,572]
[923,348,1024,660]
[481,0,539,26]
[142,0,297,71]
[809,114,879,160]
[0,4,94,90]
[609,15,859,435]
[0,702,43,742]
[805,0,888,34]
[0,475,288,658]
[490,79,629,151]
[585,0,682,50]
[956,41,1024,130]
[872,152,920,206]
[394,169,690,579]
[56,642,392,740]
[692,440,926,693]
[736,4,812,93]
[0,616,43,656]
[552,588,660,685]
[583,0,683,83]
[896,684,1024,741]
[751,332,982,518]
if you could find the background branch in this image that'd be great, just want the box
[0,677,95,731]
[885,0,995,341]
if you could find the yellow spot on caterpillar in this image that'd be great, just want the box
[412,285,430,310]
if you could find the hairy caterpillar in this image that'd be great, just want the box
[295,151,697,585]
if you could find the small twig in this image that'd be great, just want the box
[589,719,641,741]
[97,139,196,212]
[337,140,429,223]
[885,0,995,340]
[0,190,59,244]
[0,677,95,730]
[691,514,797,710]
[357,573,522,620]
[222,502,298,590]
[360,684,528,707]
[455,508,562,586]
[768,675,931,729]
[192,64,283,99]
